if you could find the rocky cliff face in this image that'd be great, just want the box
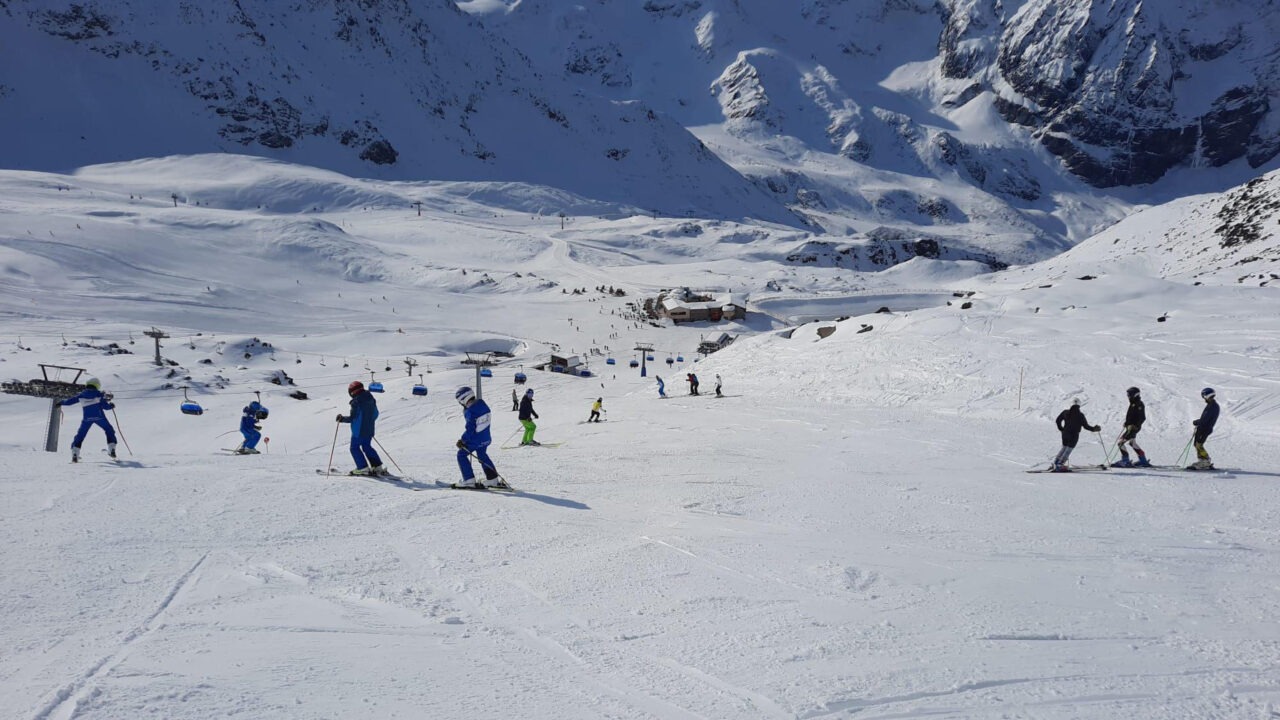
[945,0,1280,186]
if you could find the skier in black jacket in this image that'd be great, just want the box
[1052,398,1101,472]
[1113,386,1150,468]
[1189,387,1220,470]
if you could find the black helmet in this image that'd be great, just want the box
[1126,386,1140,398]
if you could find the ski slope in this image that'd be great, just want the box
[2,158,1279,718]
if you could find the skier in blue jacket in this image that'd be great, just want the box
[455,386,503,488]
[337,380,384,476]
[235,400,268,455]
[1189,387,1220,470]
[61,377,116,463]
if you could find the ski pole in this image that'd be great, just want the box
[464,446,508,485]
[1094,430,1109,468]
[111,408,134,456]
[373,438,403,474]
[214,429,238,439]
[1177,433,1195,467]
[326,422,340,477]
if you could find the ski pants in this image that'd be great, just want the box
[72,417,116,448]
[1054,445,1075,464]
[1116,426,1143,458]
[520,419,537,444]
[241,427,261,450]
[589,410,600,422]
[458,445,498,482]
[657,383,666,397]
[350,436,381,469]
[1194,428,1213,459]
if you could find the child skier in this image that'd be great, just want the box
[61,377,116,463]
[588,397,603,422]
[1189,387,1219,470]
[1052,398,1101,472]
[714,374,723,397]
[518,388,540,445]
[336,380,384,475]
[455,386,502,488]
[1113,386,1150,467]
[235,399,269,454]
[656,375,666,398]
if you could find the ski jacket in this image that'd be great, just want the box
[61,388,113,421]
[240,401,267,432]
[1124,398,1146,429]
[592,400,602,412]
[461,399,493,449]
[518,395,538,421]
[1055,406,1099,437]
[342,389,379,438]
[1194,400,1219,431]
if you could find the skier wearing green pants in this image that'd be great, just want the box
[518,388,540,446]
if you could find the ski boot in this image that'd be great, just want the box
[1188,458,1214,471]
[1134,456,1152,468]
[71,447,80,463]
[349,467,373,476]
[1113,456,1133,468]
[1051,460,1069,473]
[370,465,388,476]
[107,443,117,460]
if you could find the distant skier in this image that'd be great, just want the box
[518,388,540,446]
[61,377,116,463]
[656,375,666,398]
[714,374,723,398]
[235,399,269,455]
[589,397,603,423]
[455,386,501,488]
[1189,387,1219,470]
[1051,397,1100,472]
[692,373,700,395]
[336,380,384,476]
[512,387,519,412]
[1112,387,1150,467]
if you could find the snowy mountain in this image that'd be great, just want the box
[0,0,800,225]
[2,156,1280,719]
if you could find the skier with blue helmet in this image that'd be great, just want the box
[61,377,116,463]
[235,398,269,455]
[1189,387,1220,470]
[455,386,503,488]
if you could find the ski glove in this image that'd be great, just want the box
[254,424,262,431]
[456,440,467,450]
[103,393,114,402]
[336,414,349,423]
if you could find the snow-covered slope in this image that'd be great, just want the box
[2,158,1279,718]
[0,0,799,225]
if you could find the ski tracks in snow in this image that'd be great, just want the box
[32,552,209,720]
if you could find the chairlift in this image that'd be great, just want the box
[646,355,655,361]
[342,357,349,368]
[295,354,302,364]
[412,374,428,396]
[676,355,684,362]
[384,360,392,372]
[629,359,639,368]
[606,358,616,365]
[514,371,527,384]
[320,356,327,367]
[665,357,674,365]
[480,368,493,378]
[179,387,204,416]
[368,370,384,393]
[579,370,592,378]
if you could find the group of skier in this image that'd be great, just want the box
[1049,386,1221,472]
[655,373,723,398]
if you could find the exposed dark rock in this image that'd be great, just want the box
[360,139,398,165]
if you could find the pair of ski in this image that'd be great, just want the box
[1027,463,1220,474]
[499,441,563,450]
[316,468,518,493]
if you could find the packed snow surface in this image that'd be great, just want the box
[1,157,1279,718]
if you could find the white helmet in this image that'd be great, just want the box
[455,386,475,406]
[85,377,102,389]
[1071,397,1082,407]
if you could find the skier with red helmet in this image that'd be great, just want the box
[336,380,384,475]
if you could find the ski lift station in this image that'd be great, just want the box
[538,353,591,377]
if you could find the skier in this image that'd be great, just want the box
[512,386,519,412]
[61,377,116,463]
[1189,387,1219,470]
[656,375,666,398]
[234,399,269,455]
[1051,397,1101,472]
[518,388,540,446]
[714,374,723,398]
[1112,386,1150,467]
[692,373,700,395]
[336,380,384,475]
[455,386,501,488]
[588,397,603,423]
